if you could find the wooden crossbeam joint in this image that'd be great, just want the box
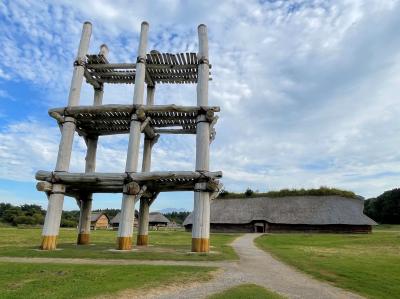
[140,117,151,132]
[36,180,66,196]
[122,181,140,195]
[198,57,209,65]
[36,181,53,193]
[145,68,155,87]
[135,108,146,121]
[74,58,86,67]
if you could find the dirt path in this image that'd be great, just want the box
[0,234,365,299]
[0,256,228,268]
[153,234,364,299]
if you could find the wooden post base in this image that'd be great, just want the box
[191,238,209,252]
[137,234,148,246]
[117,236,132,250]
[77,233,90,245]
[40,235,58,250]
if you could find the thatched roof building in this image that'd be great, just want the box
[109,211,170,229]
[110,210,139,229]
[183,196,376,233]
[90,212,109,230]
[149,212,170,227]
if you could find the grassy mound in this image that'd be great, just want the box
[218,187,357,199]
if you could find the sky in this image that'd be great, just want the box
[1,0,400,211]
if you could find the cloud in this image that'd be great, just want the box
[1,0,400,204]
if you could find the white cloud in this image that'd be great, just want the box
[1,0,400,202]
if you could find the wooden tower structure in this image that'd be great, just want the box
[36,21,221,252]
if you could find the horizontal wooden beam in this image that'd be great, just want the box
[35,171,222,195]
[154,128,196,134]
[36,170,222,184]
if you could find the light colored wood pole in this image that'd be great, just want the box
[41,22,92,250]
[77,194,92,244]
[77,44,109,245]
[117,21,149,250]
[192,24,211,252]
[137,196,150,245]
[137,86,156,246]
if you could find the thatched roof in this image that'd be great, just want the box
[90,212,108,222]
[183,196,376,226]
[110,210,139,224]
[149,212,170,224]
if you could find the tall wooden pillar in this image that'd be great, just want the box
[41,22,92,250]
[77,44,109,245]
[137,87,156,246]
[117,22,149,250]
[192,24,211,252]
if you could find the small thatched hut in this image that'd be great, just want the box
[110,210,139,230]
[90,212,109,230]
[183,196,376,233]
[149,212,170,228]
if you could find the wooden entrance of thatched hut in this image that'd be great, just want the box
[254,222,265,233]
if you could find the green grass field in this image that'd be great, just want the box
[255,225,400,299]
[0,227,239,261]
[208,284,285,299]
[0,262,214,299]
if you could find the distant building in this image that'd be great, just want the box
[90,212,110,230]
[149,212,170,228]
[110,210,139,230]
[109,211,170,230]
[183,196,376,233]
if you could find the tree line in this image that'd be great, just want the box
[0,203,81,227]
[0,203,185,226]
[364,188,400,224]
[162,211,190,224]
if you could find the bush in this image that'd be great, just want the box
[218,189,229,198]
[0,203,79,227]
[245,188,254,197]
[60,219,77,227]
[13,215,36,225]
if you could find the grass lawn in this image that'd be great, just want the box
[208,284,285,299]
[0,262,214,299]
[0,227,239,261]
[255,226,400,299]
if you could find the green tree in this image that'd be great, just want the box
[14,215,36,225]
[162,211,190,224]
[245,188,254,197]
[364,188,400,224]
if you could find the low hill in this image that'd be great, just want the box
[218,187,357,199]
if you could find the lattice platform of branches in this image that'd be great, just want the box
[84,52,212,87]
[49,104,219,138]
[49,105,219,138]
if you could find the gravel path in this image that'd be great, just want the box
[0,234,365,299]
[153,234,364,299]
